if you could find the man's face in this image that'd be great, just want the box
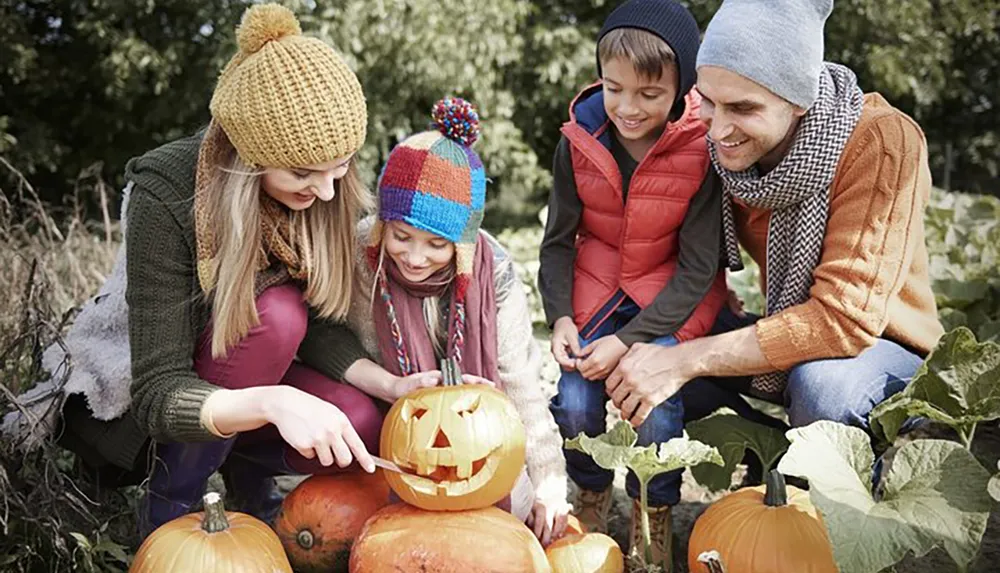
[696,65,806,172]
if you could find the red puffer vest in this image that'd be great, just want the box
[561,84,726,341]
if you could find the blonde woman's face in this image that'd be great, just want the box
[383,221,455,283]
[260,155,353,211]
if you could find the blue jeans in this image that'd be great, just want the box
[549,299,684,507]
[681,307,924,438]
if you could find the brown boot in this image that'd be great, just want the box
[630,499,672,571]
[571,486,613,534]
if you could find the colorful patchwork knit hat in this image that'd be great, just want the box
[370,97,485,372]
[371,97,485,284]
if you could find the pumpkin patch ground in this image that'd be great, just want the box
[273,341,1000,572]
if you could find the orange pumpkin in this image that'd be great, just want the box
[565,514,587,535]
[687,471,836,573]
[379,367,526,511]
[545,533,624,573]
[274,471,390,573]
[349,503,551,572]
[130,492,291,572]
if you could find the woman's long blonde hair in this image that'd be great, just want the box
[204,142,372,358]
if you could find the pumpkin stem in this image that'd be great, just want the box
[297,529,315,549]
[697,550,727,573]
[201,492,230,533]
[441,356,462,386]
[764,470,788,507]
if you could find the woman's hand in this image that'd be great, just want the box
[263,387,376,472]
[207,386,376,472]
[526,497,571,546]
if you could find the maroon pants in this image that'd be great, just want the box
[193,283,383,474]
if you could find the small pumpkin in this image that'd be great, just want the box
[130,492,292,572]
[274,471,390,573]
[379,358,526,511]
[545,532,624,573]
[687,470,837,573]
[349,503,551,572]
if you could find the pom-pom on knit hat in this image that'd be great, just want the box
[371,96,486,285]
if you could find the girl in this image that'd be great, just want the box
[20,4,434,539]
[349,98,572,545]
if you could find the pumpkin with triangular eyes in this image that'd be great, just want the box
[379,383,526,511]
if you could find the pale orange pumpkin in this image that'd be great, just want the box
[545,532,624,573]
[379,368,526,511]
[274,471,390,572]
[687,471,837,573]
[349,503,551,572]
[565,514,587,535]
[130,492,292,572]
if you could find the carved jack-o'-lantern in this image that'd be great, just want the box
[379,359,526,511]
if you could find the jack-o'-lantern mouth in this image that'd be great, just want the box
[395,450,501,494]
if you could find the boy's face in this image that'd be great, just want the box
[601,57,679,145]
[695,65,806,172]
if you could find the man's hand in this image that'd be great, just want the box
[605,343,694,427]
[576,335,629,381]
[550,316,582,371]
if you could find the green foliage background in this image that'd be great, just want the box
[2,0,998,228]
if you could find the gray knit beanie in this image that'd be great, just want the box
[696,0,833,109]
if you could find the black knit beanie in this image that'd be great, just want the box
[597,0,701,113]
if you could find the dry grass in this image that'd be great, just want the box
[1,159,131,572]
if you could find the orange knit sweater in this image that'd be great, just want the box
[735,93,944,370]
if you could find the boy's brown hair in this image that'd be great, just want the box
[597,27,676,81]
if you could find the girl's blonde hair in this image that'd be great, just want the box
[204,142,372,358]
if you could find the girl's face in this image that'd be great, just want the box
[260,154,354,211]
[383,221,455,283]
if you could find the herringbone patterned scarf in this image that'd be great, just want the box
[713,63,864,395]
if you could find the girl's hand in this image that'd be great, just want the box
[550,316,582,371]
[460,374,496,387]
[576,334,629,381]
[386,370,442,401]
[263,387,376,472]
[526,498,571,546]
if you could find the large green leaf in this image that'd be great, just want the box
[934,278,990,309]
[564,421,639,471]
[989,462,1000,503]
[565,422,722,483]
[686,408,790,491]
[870,327,1000,443]
[778,421,991,573]
[629,437,723,485]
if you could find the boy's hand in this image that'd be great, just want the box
[576,335,629,381]
[550,316,582,370]
[727,288,747,318]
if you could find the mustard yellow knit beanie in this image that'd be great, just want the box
[209,3,367,167]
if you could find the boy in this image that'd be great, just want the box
[539,0,725,564]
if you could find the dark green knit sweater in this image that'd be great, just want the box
[71,132,369,471]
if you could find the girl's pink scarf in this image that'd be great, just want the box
[372,232,500,383]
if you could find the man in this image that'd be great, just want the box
[606,0,944,436]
